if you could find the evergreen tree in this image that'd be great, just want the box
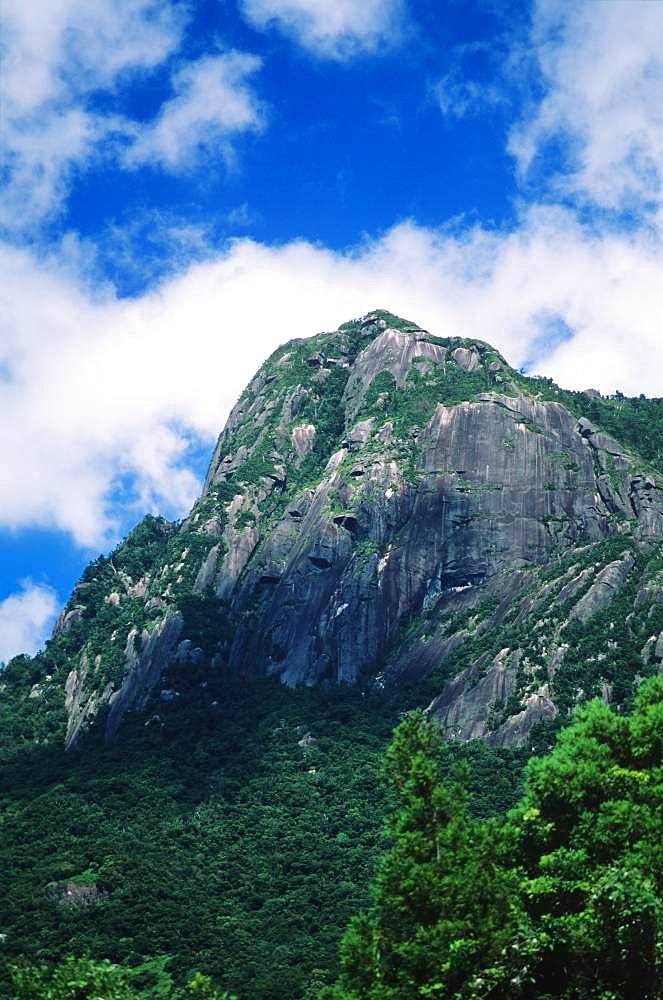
[327,712,526,999]
[329,680,663,999]
[513,677,663,998]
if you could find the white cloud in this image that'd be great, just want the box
[3,206,663,548]
[509,0,663,212]
[1,0,185,231]
[433,39,509,120]
[434,71,503,119]
[124,52,265,171]
[1,0,182,118]
[239,0,405,59]
[96,209,221,291]
[1,3,265,229]
[0,582,59,663]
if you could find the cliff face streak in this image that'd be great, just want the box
[223,394,612,687]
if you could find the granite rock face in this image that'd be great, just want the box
[569,552,635,624]
[204,331,654,703]
[64,610,183,748]
[104,610,183,743]
[428,649,522,742]
[23,310,663,749]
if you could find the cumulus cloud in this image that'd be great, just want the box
[0,582,59,663]
[3,206,663,548]
[1,2,266,229]
[0,0,185,231]
[124,52,265,171]
[510,0,663,212]
[239,0,405,59]
[2,0,182,117]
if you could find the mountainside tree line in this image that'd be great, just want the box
[4,676,661,999]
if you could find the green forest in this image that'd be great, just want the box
[0,661,526,998]
[3,676,660,998]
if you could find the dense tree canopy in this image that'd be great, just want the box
[0,671,526,1000]
[9,956,233,999]
[328,677,663,999]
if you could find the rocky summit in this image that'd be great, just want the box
[11,310,663,750]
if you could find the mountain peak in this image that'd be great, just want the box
[4,313,663,754]
[338,308,423,332]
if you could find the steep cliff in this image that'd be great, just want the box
[4,310,663,750]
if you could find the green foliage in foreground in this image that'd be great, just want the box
[328,677,663,999]
[9,957,233,999]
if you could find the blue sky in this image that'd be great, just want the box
[2,0,663,661]
[28,0,527,294]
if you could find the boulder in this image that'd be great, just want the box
[452,346,481,372]
[291,423,316,461]
[569,552,635,624]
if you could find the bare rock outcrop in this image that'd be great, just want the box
[428,649,520,741]
[194,544,220,593]
[342,327,448,422]
[65,611,183,749]
[569,552,635,624]
[452,346,481,372]
[104,611,183,742]
[291,423,316,461]
[486,685,558,748]
[65,653,114,750]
